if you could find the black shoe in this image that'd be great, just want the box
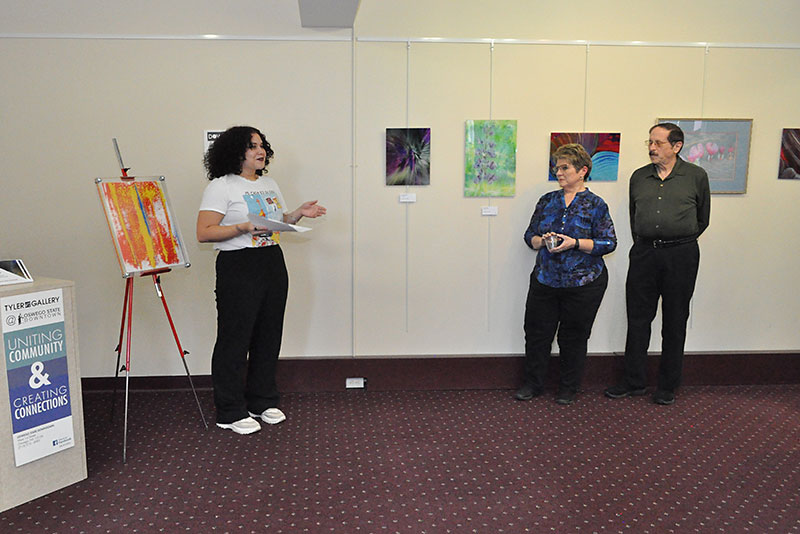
[653,390,675,405]
[555,389,576,405]
[604,384,647,399]
[514,383,542,401]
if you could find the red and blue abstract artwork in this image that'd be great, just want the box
[549,132,620,182]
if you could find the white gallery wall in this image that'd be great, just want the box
[1,0,798,377]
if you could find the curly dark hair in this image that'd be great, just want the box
[204,126,274,180]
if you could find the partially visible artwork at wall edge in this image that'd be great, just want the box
[778,127,800,180]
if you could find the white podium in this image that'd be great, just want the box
[0,277,87,512]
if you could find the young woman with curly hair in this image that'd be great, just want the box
[197,126,326,434]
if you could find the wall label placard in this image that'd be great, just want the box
[2,288,74,466]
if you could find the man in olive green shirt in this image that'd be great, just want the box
[605,123,710,405]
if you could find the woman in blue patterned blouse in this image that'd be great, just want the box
[515,143,617,405]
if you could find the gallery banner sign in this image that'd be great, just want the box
[2,288,74,466]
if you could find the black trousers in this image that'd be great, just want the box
[212,246,288,424]
[523,268,608,393]
[623,241,700,392]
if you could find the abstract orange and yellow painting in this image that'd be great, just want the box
[96,177,189,276]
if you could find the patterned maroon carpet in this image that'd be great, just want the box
[1,385,798,533]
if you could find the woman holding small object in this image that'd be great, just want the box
[197,126,326,434]
[515,143,616,405]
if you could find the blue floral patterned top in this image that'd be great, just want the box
[523,189,617,288]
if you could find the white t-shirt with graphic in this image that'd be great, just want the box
[199,173,287,251]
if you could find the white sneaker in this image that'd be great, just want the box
[216,416,261,434]
[248,408,286,425]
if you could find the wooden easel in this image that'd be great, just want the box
[106,139,208,463]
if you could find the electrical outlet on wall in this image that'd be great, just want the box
[345,377,366,389]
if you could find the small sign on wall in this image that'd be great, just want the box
[204,130,224,153]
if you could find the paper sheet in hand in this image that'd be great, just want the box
[247,213,312,233]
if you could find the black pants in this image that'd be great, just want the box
[212,246,288,424]
[623,241,700,392]
[523,268,608,393]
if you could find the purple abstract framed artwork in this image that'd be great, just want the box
[779,128,800,180]
[386,128,431,186]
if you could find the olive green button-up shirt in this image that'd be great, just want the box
[629,157,711,241]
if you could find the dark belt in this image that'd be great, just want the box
[638,236,697,249]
